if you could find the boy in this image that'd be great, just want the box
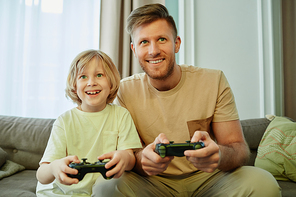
[36,49,142,196]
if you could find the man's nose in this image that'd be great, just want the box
[148,42,160,56]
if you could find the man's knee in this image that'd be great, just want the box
[234,166,281,197]
[92,171,169,197]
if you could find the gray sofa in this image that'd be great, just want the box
[0,115,295,197]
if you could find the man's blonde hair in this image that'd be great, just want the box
[65,49,120,105]
[126,3,178,41]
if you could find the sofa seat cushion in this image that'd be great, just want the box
[0,170,37,197]
[278,181,296,197]
[255,116,296,182]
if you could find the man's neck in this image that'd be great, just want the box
[149,65,182,91]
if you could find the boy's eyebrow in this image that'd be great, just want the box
[77,71,85,75]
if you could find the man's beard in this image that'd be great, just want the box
[140,59,175,81]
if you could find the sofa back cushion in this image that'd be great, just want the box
[240,118,271,166]
[0,115,54,170]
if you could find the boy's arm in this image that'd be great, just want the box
[36,156,80,185]
[36,162,55,184]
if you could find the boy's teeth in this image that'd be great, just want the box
[149,59,163,64]
[86,91,100,95]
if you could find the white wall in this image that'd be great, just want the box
[173,0,283,120]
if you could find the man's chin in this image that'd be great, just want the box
[146,72,169,81]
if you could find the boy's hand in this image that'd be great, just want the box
[50,155,81,185]
[98,149,135,178]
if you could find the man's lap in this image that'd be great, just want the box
[92,166,281,197]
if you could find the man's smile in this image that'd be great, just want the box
[147,59,164,64]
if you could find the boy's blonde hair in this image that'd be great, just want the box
[65,49,120,105]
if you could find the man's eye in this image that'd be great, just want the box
[141,40,148,44]
[159,38,166,42]
[97,74,103,77]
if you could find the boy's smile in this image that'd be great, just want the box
[76,57,111,112]
[85,90,101,95]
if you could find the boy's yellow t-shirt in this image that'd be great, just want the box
[36,104,142,196]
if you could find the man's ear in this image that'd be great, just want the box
[175,36,181,53]
[131,42,136,57]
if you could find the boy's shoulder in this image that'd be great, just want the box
[108,103,129,113]
[54,107,77,121]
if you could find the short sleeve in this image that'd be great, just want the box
[213,71,239,122]
[116,109,142,150]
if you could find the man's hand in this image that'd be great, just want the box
[184,131,220,173]
[185,120,250,172]
[141,133,174,176]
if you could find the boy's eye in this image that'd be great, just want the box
[97,74,103,77]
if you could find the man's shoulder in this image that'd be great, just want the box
[119,73,148,91]
[120,73,146,83]
[181,64,222,75]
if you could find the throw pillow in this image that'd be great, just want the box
[0,147,7,167]
[0,160,25,180]
[255,116,296,182]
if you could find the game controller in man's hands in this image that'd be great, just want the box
[67,158,114,181]
[155,141,205,158]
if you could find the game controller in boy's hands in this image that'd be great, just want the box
[155,141,205,158]
[67,158,114,181]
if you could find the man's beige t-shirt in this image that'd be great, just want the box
[115,65,239,176]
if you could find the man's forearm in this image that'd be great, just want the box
[132,149,148,176]
[218,142,250,171]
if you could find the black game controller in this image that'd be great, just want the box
[155,141,205,158]
[67,158,114,181]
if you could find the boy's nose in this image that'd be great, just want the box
[87,77,97,86]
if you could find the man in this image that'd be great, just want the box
[93,3,280,197]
